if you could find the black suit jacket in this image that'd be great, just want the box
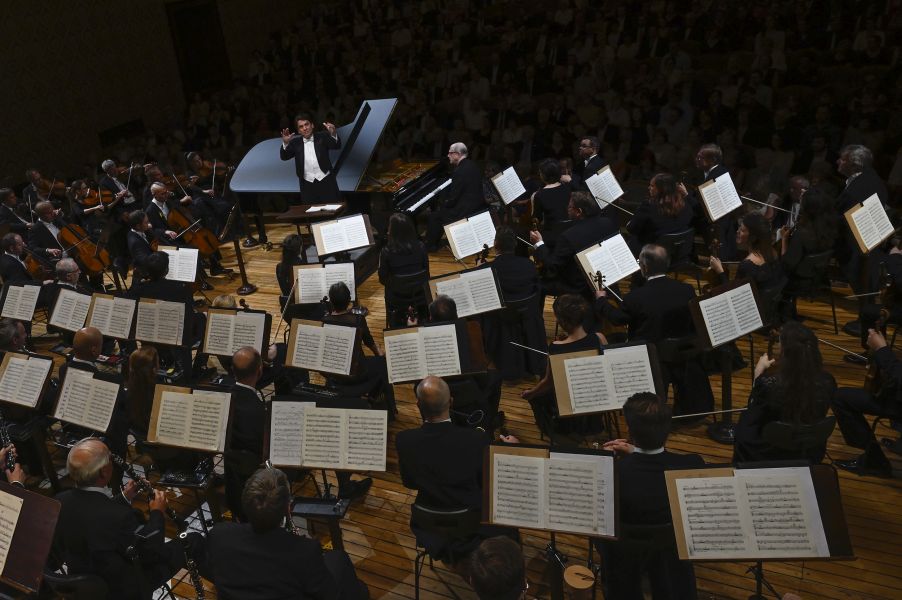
[54,488,168,600]
[578,154,608,191]
[486,253,539,301]
[702,164,739,260]
[441,158,485,221]
[0,253,32,283]
[27,219,66,255]
[0,204,29,235]
[598,276,697,341]
[617,450,705,524]
[228,384,265,456]
[279,132,341,183]
[127,229,155,269]
[204,523,337,600]
[835,168,890,266]
[533,215,620,291]
[396,421,489,511]
[99,174,138,216]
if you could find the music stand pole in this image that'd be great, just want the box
[708,345,736,444]
[232,237,257,295]
[747,561,780,600]
[545,531,567,600]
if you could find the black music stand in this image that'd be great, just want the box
[0,482,61,595]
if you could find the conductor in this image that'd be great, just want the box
[279,113,341,204]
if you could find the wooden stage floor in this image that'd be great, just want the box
[30,223,902,599]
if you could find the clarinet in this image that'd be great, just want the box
[109,453,186,531]
[0,408,16,471]
[264,460,301,536]
[178,531,206,600]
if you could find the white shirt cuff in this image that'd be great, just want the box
[534,240,545,248]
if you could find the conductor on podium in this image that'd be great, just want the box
[280,113,341,204]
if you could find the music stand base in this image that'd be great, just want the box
[708,420,736,444]
[237,283,257,296]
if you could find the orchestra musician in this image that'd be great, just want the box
[21,168,44,209]
[27,201,68,261]
[626,173,694,250]
[99,159,139,216]
[126,210,157,279]
[569,136,607,192]
[695,143,739,260]
[468,537,527,600]
[709,212,786,293]
[531,158,571,247]
[52,438,200,600]
[378,213,429,327]
[66,180,106,238]
[425,142,486,252]
[279,113,341,204]
[0,188,32,235]
[0,233,33,283]
[184,151,233,235]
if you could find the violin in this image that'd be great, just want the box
[57,223,111,277]
[475,243,490,265]
[35,178,67,200]
[594,270,605,293]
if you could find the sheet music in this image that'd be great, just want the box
[676,476,749,558]
[345,410,387,471]
[0,490,24,576]
[698,283,761,347]
[342,215,371,250]
[54,369,118,433]
[606,345,657,406]
[580,234,639,287]
[469,211,496,248]
[585,165,624,207]
[563,355,611,413]
[155,391,191,446]
[1,284,39,321]
[289,322,326,369]
[698,172,742,222]
[268,401,313,467]
[49,288,91,331]
[0,356,51,408]
[319,215,370,255]
[436,269,503,318]
[434,277,475,317]
[301,408,344,468]
[297,264,356,303]
[136,300,185,346]
[162,247,199,283]
[233,312,265,351]
[88,296,136,339]
[545,457,598,535]
[320,324,356,374]
[422,324,461,377]
[205,311,234,356]
[446,220,480,259]
[492,453,544,529]
[735,467,829,558]
[556,452,616,537]
[306,204,342,212]
[850,193,894,251]
[385,331,425,383]
[491,167,527,205]
[187,391,230,452]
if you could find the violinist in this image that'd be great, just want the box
[21,169,44,209]
[27,201,68,261]
[0,234,32,283]
[0,189,32,236]
[185,151,232,235]
[67,180,105,239]
[98,159,139,219]
[846,235,902,362]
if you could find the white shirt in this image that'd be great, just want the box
[633,446,665,455]
[845,172,861,188]
[302,136,328,182]
[41,220,68,258]
[152,199,169,219]
[109,176,136,204]
[645,274,667,282]
[235,381,265,403]
[4,252,26,267]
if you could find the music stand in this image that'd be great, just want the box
[0,482,61,595]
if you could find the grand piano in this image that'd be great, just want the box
[230,98,450,281]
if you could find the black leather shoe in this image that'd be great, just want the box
[835,457,892,478]
[338,477,373,500]
[242,238,259,248]
[842,320,861,337]
[201,280,214,291]
[210,265,234,275]
[843,353,868,366]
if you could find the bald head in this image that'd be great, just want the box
[232,346,262,384]
[72,326,103,361]
[415,376,452,420]
[67,438,112,486]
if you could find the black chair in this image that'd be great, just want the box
[385,269,429,327]
[785,249,838,333]
[410,503,482,600]
[762,416,836,463]
[657,228,702,292]
[43,569,109,599]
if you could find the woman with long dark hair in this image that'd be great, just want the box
[710,211,785,291]
[379,212,429,326]
[733,320,835,463]
[125,346,159,436]
[626,172,694,247]
[276,233,303,297]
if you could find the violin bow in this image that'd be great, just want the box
[170,171,190,197]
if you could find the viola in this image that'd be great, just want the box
[57,223,111,276]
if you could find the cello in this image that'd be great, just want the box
[57,223,112,278]
[163,174,220,257]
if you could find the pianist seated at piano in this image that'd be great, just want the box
[379,213,429,327]
[424,143,487,252]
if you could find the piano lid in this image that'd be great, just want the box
[229,98,398,194]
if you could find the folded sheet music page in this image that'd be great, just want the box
[422,324,462,377]
[585,165,625,208]
[605,345,657,406]
[0,354,52,408]
[204,310,266,356]
[0,490,24,576]
[578,234,640,288]
[88,295,136,339]
[1,285,39,321]
[555,452,616,537]
[491,167,527,205]
[49,289,91,332]
[161,247,199,283]
[446,211,496,259]
[318,215,370,255]
[136,300,185,346]
[385,329,426,382]
[296,263,356,303]
[492,453,545,529]
[54,369,119,433]
[698,283,762,347]
[545,456,598,535]
[672,467,829,560]
[434,269,502,318]
[301,407,344,468]
[563,354,612,413]
[345,410,388,471]
[846,193,894,252]
[288,321,356,374]
[268,401,313,467]
[698,172,742,222]
[154,390,230,452]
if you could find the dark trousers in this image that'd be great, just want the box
[297,174,340,205]
[661,359,715,416]
[595,538,698,600]
[832,387,898,466]
[323,550,369,600]
[424,208,453,249]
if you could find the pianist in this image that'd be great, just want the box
[424,143,486,252]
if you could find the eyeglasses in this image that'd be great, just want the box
[448,151,460,155]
